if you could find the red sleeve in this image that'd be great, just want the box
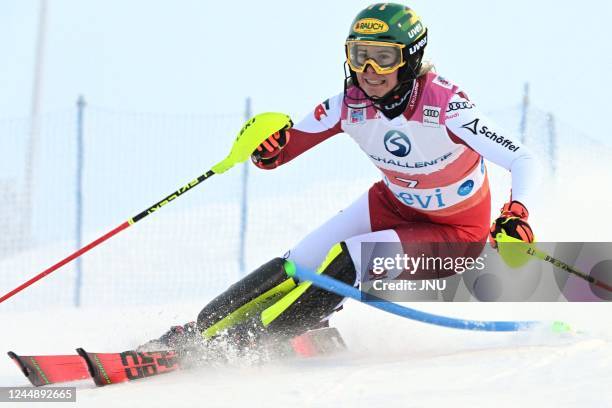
[253,93,344,169]
[259,123,343,169]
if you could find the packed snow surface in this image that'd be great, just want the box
[1,301,610,407]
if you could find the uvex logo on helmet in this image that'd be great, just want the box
[353,18,389,34]
[406,22,423,40]
[408,36,427,55]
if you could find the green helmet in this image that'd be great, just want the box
[346,3,428,83]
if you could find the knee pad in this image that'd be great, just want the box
[260,242,356,337]
[197,257,297,339]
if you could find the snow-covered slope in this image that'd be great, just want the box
[0,301,610,407]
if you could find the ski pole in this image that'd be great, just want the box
[284,261,571,332]
[496,232,612,293]
[0,112,292,304]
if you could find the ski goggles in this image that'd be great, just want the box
[345,40,406,75]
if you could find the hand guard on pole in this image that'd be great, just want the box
[251,126,292,168]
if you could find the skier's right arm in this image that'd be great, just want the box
[251,93,344,169]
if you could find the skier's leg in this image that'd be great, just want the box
[245,182,491,340]
[144,240,354,353]
[247,224,468,337]
[151,225,482,351]
[191,241,357,346]
[259,241,357,337]
[255,223,481,340]
[196,257,296,339]
[286,191,371,271]
[343,223,487,282]
[139,257,296,350]
[181,191,370,343]
[144,188,376,349]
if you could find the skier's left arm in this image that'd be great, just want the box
[445,92,541,244]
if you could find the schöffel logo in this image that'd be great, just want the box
[353,18,389,34]
[461,118,479,135]
[461,118,521,152]
[423,105,441,127]
[384,130,412,157]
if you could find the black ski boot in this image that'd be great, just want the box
[137,321,200,352]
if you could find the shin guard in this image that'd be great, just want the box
[260,242,356,337]
[197,258,296,339]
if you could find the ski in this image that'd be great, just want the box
[77,348,181,386]
[7,352,90,386]
[8,327,346,387]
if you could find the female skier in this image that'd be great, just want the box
[148,2,538,350]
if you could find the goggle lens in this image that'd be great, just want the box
[346,41,404,74]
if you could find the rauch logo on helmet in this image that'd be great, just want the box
[354,18,389,34]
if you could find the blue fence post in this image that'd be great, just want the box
[239,97,252,276]
[74,95,86,307]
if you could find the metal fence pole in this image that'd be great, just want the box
[74,95,86,307]
[547,112,556,176]
[519,82,529,144]
[22,0,48,251]
[238,97,252,276]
